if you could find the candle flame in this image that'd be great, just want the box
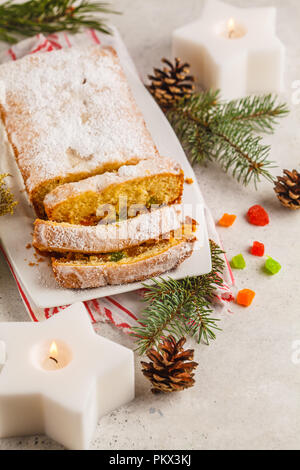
[228,18,235,37]
[49,341,58,358]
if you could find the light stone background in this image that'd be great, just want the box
[0,0,299,451]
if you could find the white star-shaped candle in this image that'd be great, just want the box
[172,0,285,100]
[0,303,134,450]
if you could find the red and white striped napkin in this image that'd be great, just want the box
[0,28,234,330]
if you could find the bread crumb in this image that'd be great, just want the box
[29,262,37,267]
[185,178,194,185]
[26,243,32,249]
[34,249,49,259]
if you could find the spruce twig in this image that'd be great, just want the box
[167,91,288,186]
[0,173,17,216]
[215,94,289,133]
[0,0,119,43]
[132,240,225,355]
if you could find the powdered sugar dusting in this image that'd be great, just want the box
[0,45,159,193]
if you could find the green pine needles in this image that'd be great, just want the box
[0,0,118,43]
[132,241,225,355]
[167,90,288,187]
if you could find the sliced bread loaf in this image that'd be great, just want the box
[51,226,195,289]
[44,158,184,225]
[33,205,183,254]
[0,46,159,217]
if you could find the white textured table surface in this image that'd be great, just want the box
[0,0,299,451]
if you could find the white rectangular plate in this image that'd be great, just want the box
[0,30,211,309]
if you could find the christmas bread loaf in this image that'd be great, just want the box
[0,45,159,217]
[43,158,184,225]
[0,41,193,289]
[33,205,183,254]
[51,222,196,289]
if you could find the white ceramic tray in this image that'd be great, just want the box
[0,31,211,309]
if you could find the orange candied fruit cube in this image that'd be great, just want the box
[218,213,237,227]
[185,178,194,185]
[237,289,256,307]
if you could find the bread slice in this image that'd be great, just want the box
[33,205,183,254]
[51,231,195,289]
[0,45,159,217]
[44,158,184,225]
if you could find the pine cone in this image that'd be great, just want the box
[147,58,195,110]
[141,336,198,394]
[274,169,300,210]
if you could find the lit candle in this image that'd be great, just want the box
[228,18,235,39]
[49,341,57,361]
[39,340,72,371]
[0,302,134,450]
[44,341,59,370]
[225,18,247,40]
[172,0,285,100]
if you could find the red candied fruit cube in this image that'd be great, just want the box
[247,205,269,227]
[251,241,265,257]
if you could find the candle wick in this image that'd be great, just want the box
[49,356,58,364]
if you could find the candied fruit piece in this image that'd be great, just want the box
[185,178,194,185]
[218,213,237,227]
[237,289,256,307]
[230,254,246,270]
[251,241,265,257]
[247,205,269,226]
[265,257,281,275]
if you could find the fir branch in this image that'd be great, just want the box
[0,0,119,43]
[210,122,276,187]
[132,240,225,355]
[215,94,289,133]
[0,173,17,216]
[168,91,288,186]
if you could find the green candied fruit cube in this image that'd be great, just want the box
[230,254,246,270]
[265,257,281,275]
